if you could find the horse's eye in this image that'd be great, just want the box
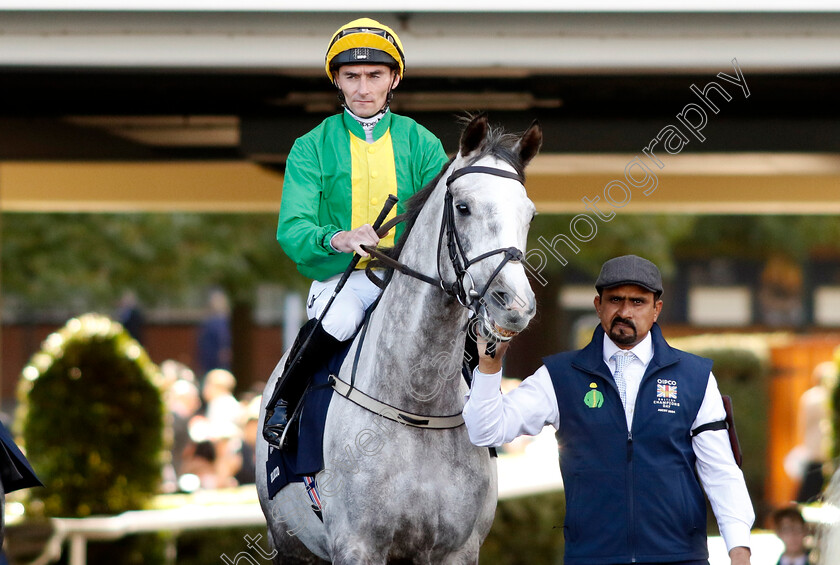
[456,203,471,216]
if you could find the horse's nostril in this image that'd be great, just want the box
[490,288,535,312]
[490,290,509,308]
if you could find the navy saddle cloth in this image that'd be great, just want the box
[266,342,352,499]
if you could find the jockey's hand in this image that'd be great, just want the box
[331,224,380,256]
[476,334,511,375]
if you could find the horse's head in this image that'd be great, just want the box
[440,114,541,341]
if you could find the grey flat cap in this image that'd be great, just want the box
[595,255,663,295]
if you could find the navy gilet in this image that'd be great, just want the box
[543,324,713,565]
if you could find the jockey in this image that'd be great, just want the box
[263,18,449,448]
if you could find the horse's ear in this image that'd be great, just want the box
[515,120,543,167]
[459,113,489,158]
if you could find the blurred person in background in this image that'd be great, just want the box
[196,289,232,379]
[202,369,241,437]
[161,359,196,387]
[116,289,145,343]
[165,376,202,479]
[771,506,812,565]
[181,369,243,488]
[181,440,220,490]
[234,396,261,485]
[794,360,835,502]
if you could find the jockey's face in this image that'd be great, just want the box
[334,64,399,118]
[594,284,662,349]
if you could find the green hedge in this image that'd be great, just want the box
[130,495,564,565]
[480,491,565,565]
[174,527,270,565]
[17,313,166,518]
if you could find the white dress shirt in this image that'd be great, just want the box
[462,331,755,553]
[779,555,808,565]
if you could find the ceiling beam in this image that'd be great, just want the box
[0,161,283,212]
[3,154,839,214]
[0,11,838,73]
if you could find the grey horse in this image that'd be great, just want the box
[257,114,542,564]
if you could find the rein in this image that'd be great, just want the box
[363,164,525,314]
[330,163,527,430]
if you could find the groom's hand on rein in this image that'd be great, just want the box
[476,335,510,375]
[332,224,380,256]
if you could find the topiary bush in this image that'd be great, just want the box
[16,313,165,518]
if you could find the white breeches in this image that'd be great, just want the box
[306,270,383,341]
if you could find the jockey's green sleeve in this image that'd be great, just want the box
[277,110,449,281]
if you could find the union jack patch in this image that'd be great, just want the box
[656,383,677,399]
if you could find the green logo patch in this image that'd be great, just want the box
[584,382,604,408]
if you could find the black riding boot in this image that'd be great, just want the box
[263,319,343,449]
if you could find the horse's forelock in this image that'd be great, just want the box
[465,123,527,179]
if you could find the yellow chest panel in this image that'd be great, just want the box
[349,131,398,267]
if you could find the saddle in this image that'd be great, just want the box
[266,341,352,499]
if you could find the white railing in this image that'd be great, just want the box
[28,501,266,565]
[20,430,565,565]
[25,429,801,565]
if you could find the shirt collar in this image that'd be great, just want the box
[342,108,391,141]
[602,330,654,369]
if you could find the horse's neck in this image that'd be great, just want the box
[357,278,467,414]
[351,194,468,415]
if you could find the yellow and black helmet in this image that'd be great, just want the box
[325,18,405,80]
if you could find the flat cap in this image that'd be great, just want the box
[595,255,663,295]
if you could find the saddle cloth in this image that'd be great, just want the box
[266,342,351,499]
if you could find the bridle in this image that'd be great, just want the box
[362,163,526,341]
[440,165,525,307]
[328,162,530,431]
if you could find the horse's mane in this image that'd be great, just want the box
[379,121,527,272]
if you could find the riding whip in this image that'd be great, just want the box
[271,194,399,445]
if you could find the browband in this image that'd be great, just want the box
[445,165,524,187]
